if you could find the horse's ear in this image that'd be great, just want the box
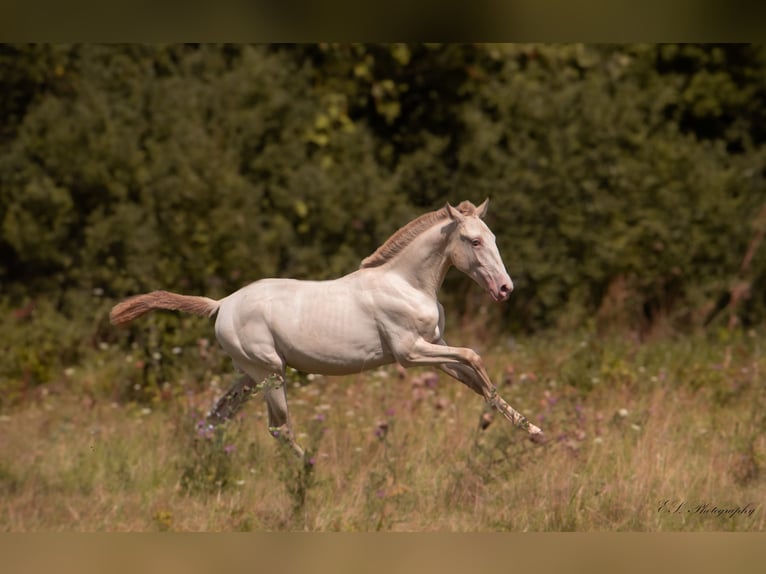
[446,202,465,223]
[476,198,490,219]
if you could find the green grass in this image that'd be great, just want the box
[1,328,764,531]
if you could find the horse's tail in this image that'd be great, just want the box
[110,290,220,326]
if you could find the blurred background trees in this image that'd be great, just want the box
[2,43,765,393]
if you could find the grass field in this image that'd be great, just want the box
[1,328,764,531]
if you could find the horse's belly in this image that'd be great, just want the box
[276,310,393,375]
[284,348,394,376]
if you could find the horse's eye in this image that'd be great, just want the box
[471,238,482,247]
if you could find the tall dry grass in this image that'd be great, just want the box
[1,329,764,531]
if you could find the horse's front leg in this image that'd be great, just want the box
[398,338,542,436]
[437,362,495,430]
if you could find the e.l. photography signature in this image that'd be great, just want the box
[658,499,757,518]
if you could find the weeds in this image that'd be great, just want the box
[178,414,241,494]
[273,413,327,529]
[362,417,405,531]
[1,329,765,531]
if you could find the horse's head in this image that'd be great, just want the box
[446,199,513,302]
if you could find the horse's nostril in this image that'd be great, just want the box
[499,284,512,296]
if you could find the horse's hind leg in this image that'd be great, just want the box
[265,382,305,458]
[207,373,261,425]
[207,357,305,457]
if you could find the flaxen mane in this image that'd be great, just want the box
[361,201,478,268]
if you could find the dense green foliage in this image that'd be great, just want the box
[1,44,766,396]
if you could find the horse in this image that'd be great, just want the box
[110,199,542,456]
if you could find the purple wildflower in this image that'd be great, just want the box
[196,420,214,439]
[374,420,389,440]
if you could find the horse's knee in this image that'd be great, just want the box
[465,349,484,369]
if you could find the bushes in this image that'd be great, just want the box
[454,45,766,331]
[1,44,766,396]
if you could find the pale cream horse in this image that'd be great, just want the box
[110,199,542,455]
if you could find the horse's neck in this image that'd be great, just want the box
[385,224,452,297]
